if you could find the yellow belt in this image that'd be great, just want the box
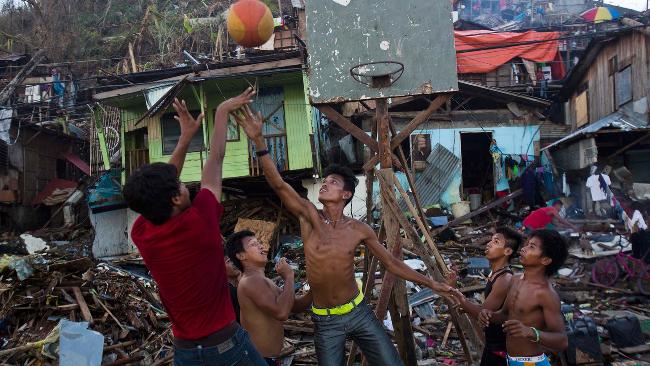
[311,292,364,316]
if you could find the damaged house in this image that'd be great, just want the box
[0,55,90,231]
[91,53,316,257]
[545,27,650,214]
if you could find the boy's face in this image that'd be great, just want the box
[237,236,268,268]
[519,236,552,268]
[318,174,351,204]
[485,233,512,261]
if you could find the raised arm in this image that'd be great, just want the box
[169,98,203,176]
[202,88,256,199]
[361,224,453,295]
[239,258,295,321]
[234,105,312,220]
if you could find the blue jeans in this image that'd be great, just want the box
[174,327,267,366]
[312,299,404,366]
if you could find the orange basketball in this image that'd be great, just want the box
[227,0,274,48]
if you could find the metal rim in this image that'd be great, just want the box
[349,61,405,87]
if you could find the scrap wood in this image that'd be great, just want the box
[433,189,523,234]
[441,321,454,348]
[72,287,93,324]
[375,170,477,364]
[90,289,129,338]
[102,355,145,366]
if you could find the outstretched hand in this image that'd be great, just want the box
[219,87,256,113]
[232,105,264,140]
[172,98,204,138]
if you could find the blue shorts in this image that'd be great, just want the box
[507,354,551,366]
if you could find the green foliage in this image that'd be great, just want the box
[0,0,234,70]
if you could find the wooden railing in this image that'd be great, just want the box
[125,149,149,177]
[249,135,289,176]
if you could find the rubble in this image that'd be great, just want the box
[1,185,649,366]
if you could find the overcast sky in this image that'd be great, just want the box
[605,0,648,11]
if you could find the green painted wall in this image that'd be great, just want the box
[120,71,313,183]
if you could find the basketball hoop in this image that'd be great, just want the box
[350,61,404,88]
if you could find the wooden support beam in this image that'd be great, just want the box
[374,98,417,365]
[433,189,523,235]
[363,94,451,171]
[318,105,379,152]
[606,132,650,160]
[375,171,476,364]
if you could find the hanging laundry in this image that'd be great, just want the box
[522,167,537,206]
[0,107,12,144]
[562,172,570,197]
[543,171,556,197]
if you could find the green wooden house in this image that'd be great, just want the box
[93,56,316,186]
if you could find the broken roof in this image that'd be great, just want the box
[541,109,648,150]
[93,52,303,104]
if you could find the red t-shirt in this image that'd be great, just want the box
[131,189,234,340]
[523,206,555,229]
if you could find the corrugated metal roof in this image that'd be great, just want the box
[399,143,460,210]
[542,109,648,151]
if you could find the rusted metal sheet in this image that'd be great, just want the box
[399,143,460,210]
[306,0,458,104]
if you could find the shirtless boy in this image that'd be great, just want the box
[225,230,312,365]
[479,230,569,366]
[452,227,523,366]
[233,105,454,365]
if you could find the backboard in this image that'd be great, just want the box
[306,0,458,104]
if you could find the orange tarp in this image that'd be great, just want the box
[455,30,560,74]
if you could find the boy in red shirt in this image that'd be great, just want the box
[522,200,578,232]
[123,88,267,366]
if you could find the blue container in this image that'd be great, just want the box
[428,216,448,227]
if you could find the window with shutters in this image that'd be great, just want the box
[161,112,204,155]
[615,66,632,107]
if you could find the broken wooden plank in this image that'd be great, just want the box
[607,131,650,160]
[393,177,449,275]
[72,287,94,324]
[363,94,451,171]
[434,189,523,234]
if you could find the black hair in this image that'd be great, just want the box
[495,226,523,261]
[529,229,568,276]
[323,164,358,205]
[122,163,180,225]
[225,230,255,272]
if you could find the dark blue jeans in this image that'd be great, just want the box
[173,327,267,366]
[312,300,404,366]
